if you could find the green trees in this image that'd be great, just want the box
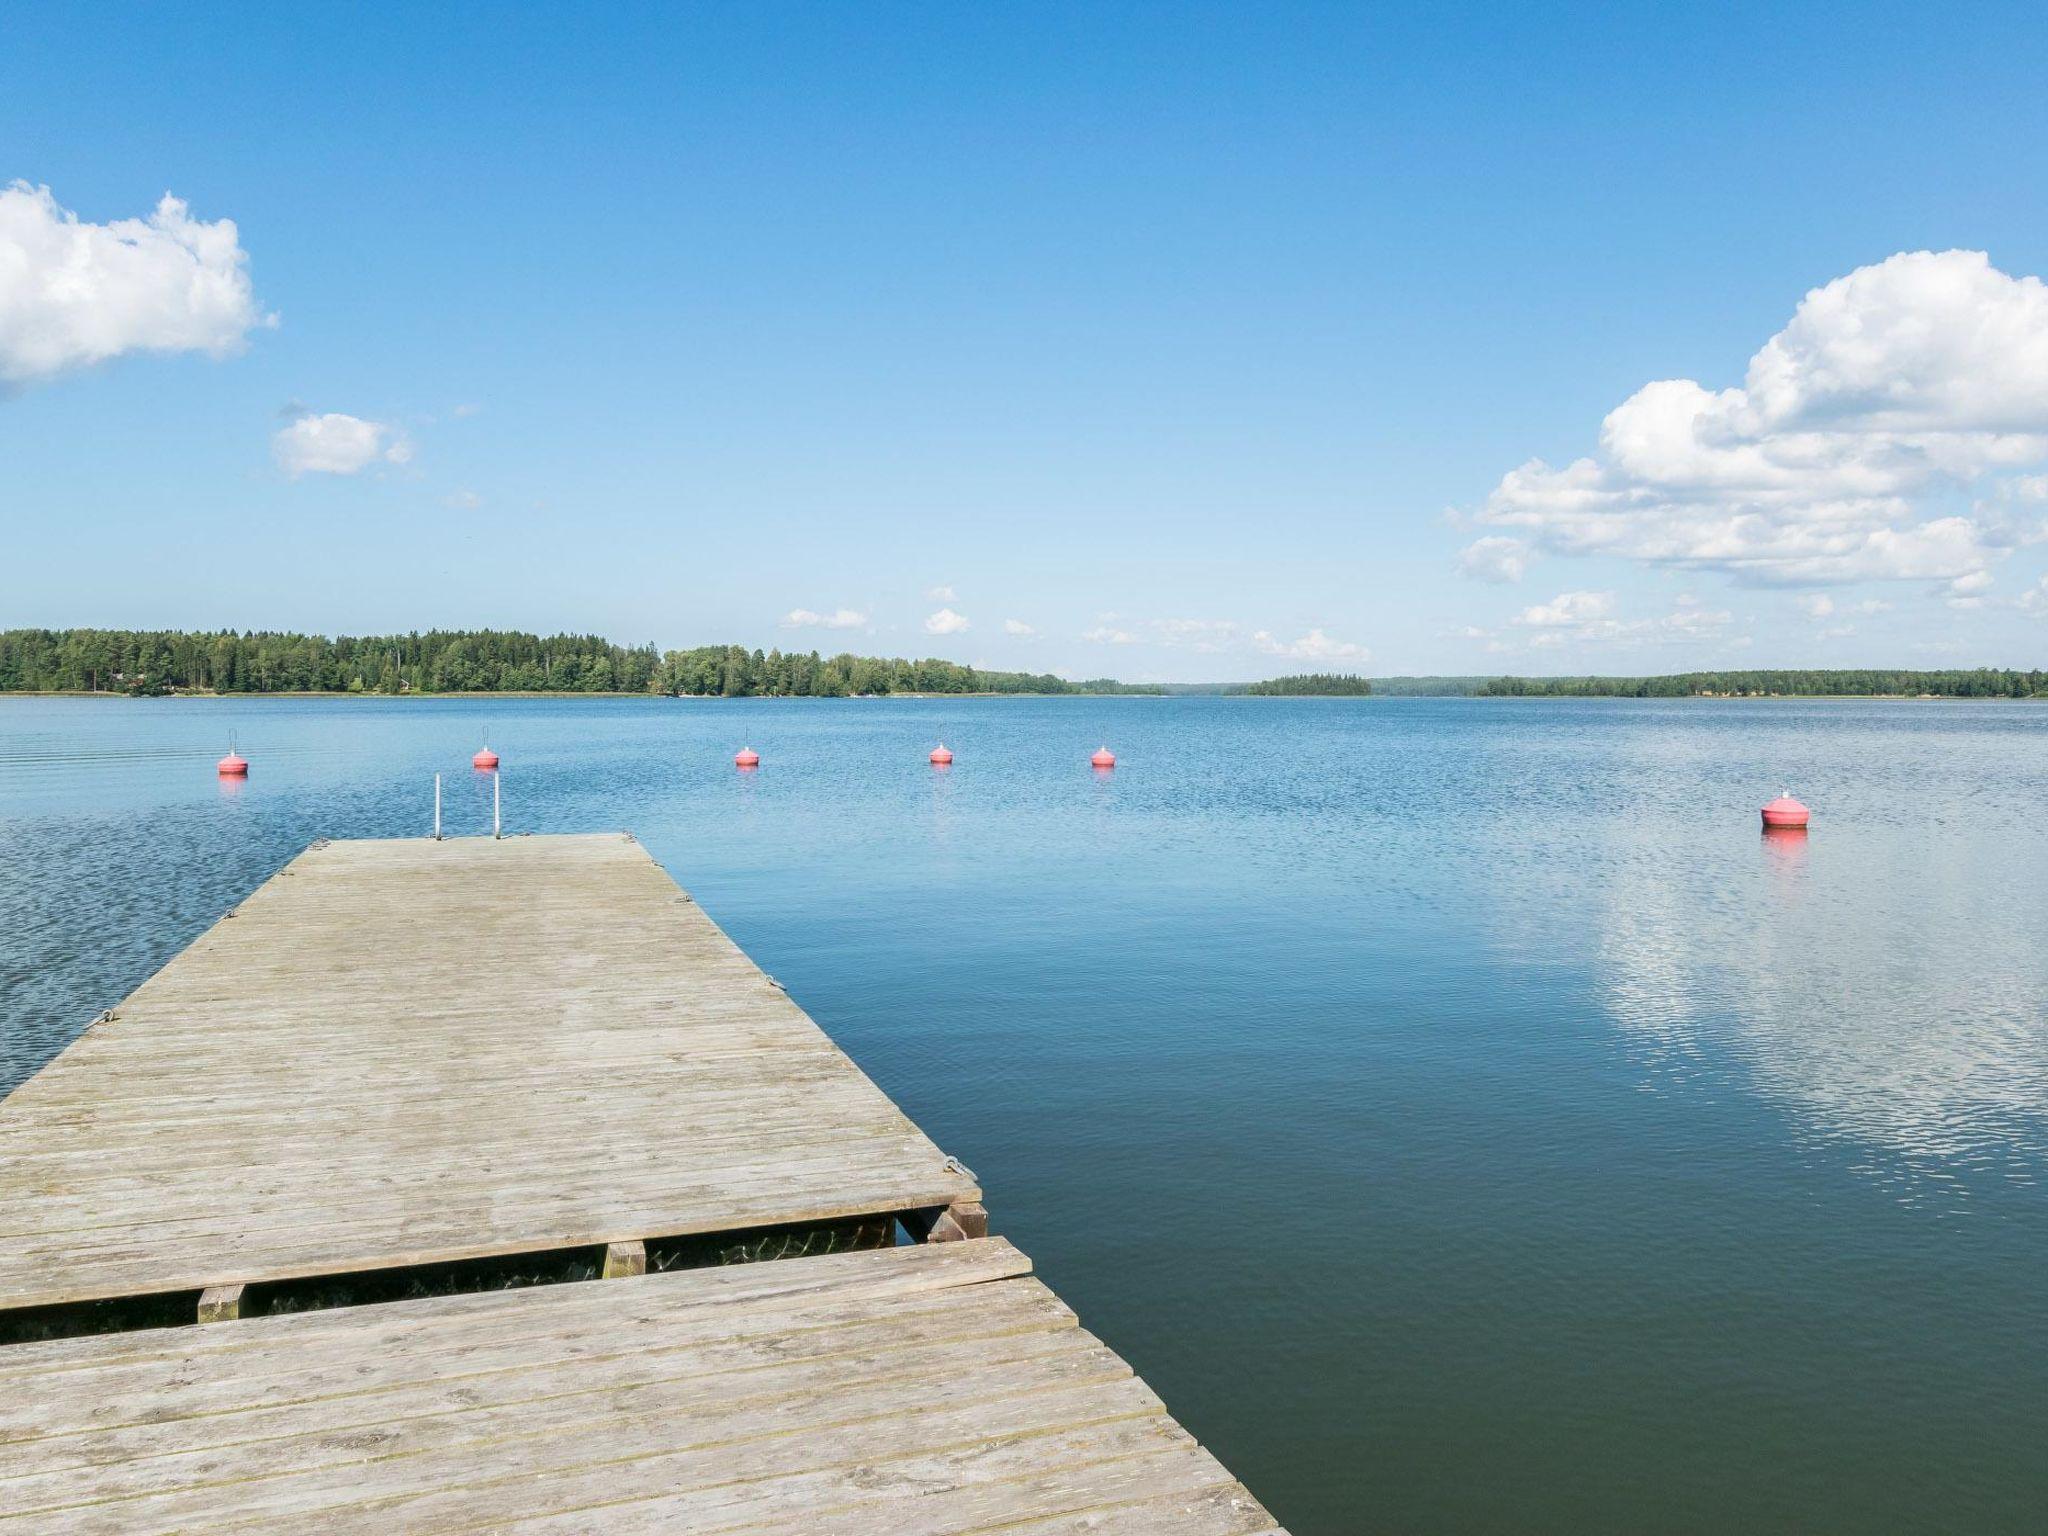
[0,629,664,696]
[4,633,2041,701]
[0,629,1140,697]
[1475,669,2048,698]
[1243,674,1374,696]
[650,646,1090,697]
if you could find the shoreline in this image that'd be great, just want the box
[2,689,2037,704]
[0,688,1151,701]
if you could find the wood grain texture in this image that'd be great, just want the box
[0,1239,1282,1534]
[0,835,977,1310]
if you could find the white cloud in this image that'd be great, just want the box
[1081,625,1138,644]
[442,489,482,510]
[925,584,957,602]
[1661,594,1734,637]
[272,412,410,477]
[1252,628,1370,663]
[2019,576,2048,616]
[1002,618,1035,636]
[1475,250,2048,590]
[783,607,868,630]
[1800,592,1899,624]
[1947,574,1990,608]
[451,402,483,418]
[1502,591,1736,649]
[0,182,271,388]
[923,607,971,636]
[1513,590,1615,627]
[1150,617,1244,652]
[1457,535,1532,583]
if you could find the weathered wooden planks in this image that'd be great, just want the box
[0,835,978,1311]
[0,1238,1285,1534]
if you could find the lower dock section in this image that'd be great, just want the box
[0,1238,1283,1533]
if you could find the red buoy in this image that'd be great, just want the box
[1761,792,1809,829]
[1090,746,1116,769]
[734,747,760,768]
[930,743,954,765]
[216,751,248,777]
[472,746,500,770]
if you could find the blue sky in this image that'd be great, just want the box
[5,2,2048,680]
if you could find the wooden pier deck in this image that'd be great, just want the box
[0,834,1283,1532]
[0,1239,1278,1533]
[0,834,979,1314]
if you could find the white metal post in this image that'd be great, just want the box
[493,771,502,839]
[434,773,442,840]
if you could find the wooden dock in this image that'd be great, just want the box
[0,834,1283,1532]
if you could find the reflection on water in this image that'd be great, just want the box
[2,694,2046,1534]
[1585,785,2048,1214]
[1760,823,1809,866]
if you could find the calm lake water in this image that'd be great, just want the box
[3,694,2046,1533]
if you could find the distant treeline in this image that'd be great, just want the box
[1241,673,1374,696]
[1477,669,2048,699]
[0,629,1157,698]
[1369,677,1494,697]
[9,632,2040,701]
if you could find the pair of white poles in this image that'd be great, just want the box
[432,770,500,841]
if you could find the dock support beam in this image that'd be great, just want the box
[906,1200,988,1244]
[197,1285,244,1324]
[601,1239,646,1279]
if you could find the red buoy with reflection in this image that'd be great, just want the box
[930,743,954,765]
[1761,792,1809,829]
[1090,746,1116,769]
[734,747,761,768]
[216,751,248,777]
[472,746,500,770]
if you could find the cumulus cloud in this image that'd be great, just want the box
[923,608,971,636]
[1002,618,1035,636]
[1661,594,1735,637]
[1946,570,1994,608]
[1252,628,1370,663]
[1457,535,1532,583]
[925,584,957,602]
[1513,590,1615,627]
[0,182,271,388]
[1798,593,1893,623]
[1499,591,1736,649]
[783,607,868,630]
[1474,250,2048,590]
[2019,576,2048,616]
[272,412,411,477]
[1149,617,1244,652]
[1081,625,1138,644]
